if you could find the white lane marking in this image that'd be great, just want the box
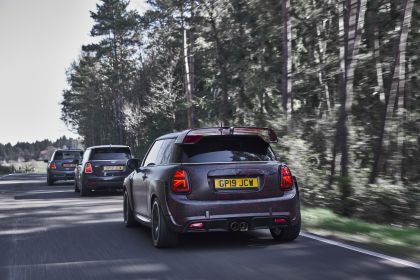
[300,232,420,270]
[2,257,159,269]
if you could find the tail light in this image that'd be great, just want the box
[188,222,204,229]
[172,170,190,193]
[50,162,57,169]
[280,166,293,191]
[274,218,287,224]
[183,135,203,144]
[85,162,93,174]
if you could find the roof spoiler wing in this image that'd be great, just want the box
[177,127,278,144]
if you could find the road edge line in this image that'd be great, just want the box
[300,232,420,270]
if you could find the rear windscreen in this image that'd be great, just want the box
[54,151,83,160]
[90,148,131,160]
[181,136,276,163]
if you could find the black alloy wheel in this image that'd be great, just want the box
[151,199,178,248]
[123,190,137,227]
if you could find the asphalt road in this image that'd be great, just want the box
[0,173,419,280]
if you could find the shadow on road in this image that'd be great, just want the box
[178,231,280,249]
[0,173,46,181]
[51,181,74,186]
[14,191,122,200]
[1,174,419,280]
[126,222,281,251]
[15,191,79,200]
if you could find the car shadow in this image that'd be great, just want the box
[14,190,123,200]
[178,230,283,250]
[51,181,74,186]
[83,191,123,197]
[15,191,80,200]
[132,224,283,251]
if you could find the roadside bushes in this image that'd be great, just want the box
[0,165,14,175]
[353,183,420,227]
[274,133,420,228]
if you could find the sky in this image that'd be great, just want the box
[0,0,147,145]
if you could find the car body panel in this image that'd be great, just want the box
[125,128,301,234]
[47,149,83,182]
[75,145,132,192]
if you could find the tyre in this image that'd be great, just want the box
[80,182,90,197]
[270,212,301,242]
[47,175,54,186]
[123,190,137,227]
[151,199,179,248]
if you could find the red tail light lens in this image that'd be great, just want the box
[172,170,190,193]
[274,218,287,224]
[50,162,57,169]
[188,222,204,229]
[183,135,203,144]
[280,166,293,191]
[85,163,93,174]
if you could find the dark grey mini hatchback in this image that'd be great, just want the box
[123,127,301,248]
[74,145,133,196]
[46,149,83,185]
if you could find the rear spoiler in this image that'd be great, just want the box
[176,127,278,144]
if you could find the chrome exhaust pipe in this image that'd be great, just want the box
[230,221,240,231]
[239,222,248,231]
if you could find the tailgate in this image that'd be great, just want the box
[91,160,129,177]
[183,162,283,201]
[55,160,77,171]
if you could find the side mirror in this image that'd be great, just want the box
[127,158,141,171]
[43,159,49,163]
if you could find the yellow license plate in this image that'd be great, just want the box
[214,178,259,189]
[103,166,124,171]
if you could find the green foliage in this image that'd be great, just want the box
[0,136,80,162]
[302,207,420,260]
[0,165,14,175]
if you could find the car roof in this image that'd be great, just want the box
[86,145,130,150]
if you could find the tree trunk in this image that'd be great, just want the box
[369,0,414,184]
[189,0,196,126]
[183,28,193,128]
[395,0,413,183]
[206,1,230,125]
[374,28,385,103]
[314,0,332,116]
[281,0,292,119]
[331,0,367,215]
[181,1,193,128]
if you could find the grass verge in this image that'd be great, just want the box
[301,207,420,262]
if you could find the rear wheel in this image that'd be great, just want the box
[80,182,90,197]
[47,175,54,186]
[270,212,301,242]
[151,199,178,248]
[123,190,137,227]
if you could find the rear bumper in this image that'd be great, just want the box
[49,170,75,180]
[83,175,126,191]
[164,189,300,233]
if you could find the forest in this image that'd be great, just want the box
[61,0,419,226]
[0,136,80,162]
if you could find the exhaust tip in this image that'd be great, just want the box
[230,221,240,231]
[239,222,248,231]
